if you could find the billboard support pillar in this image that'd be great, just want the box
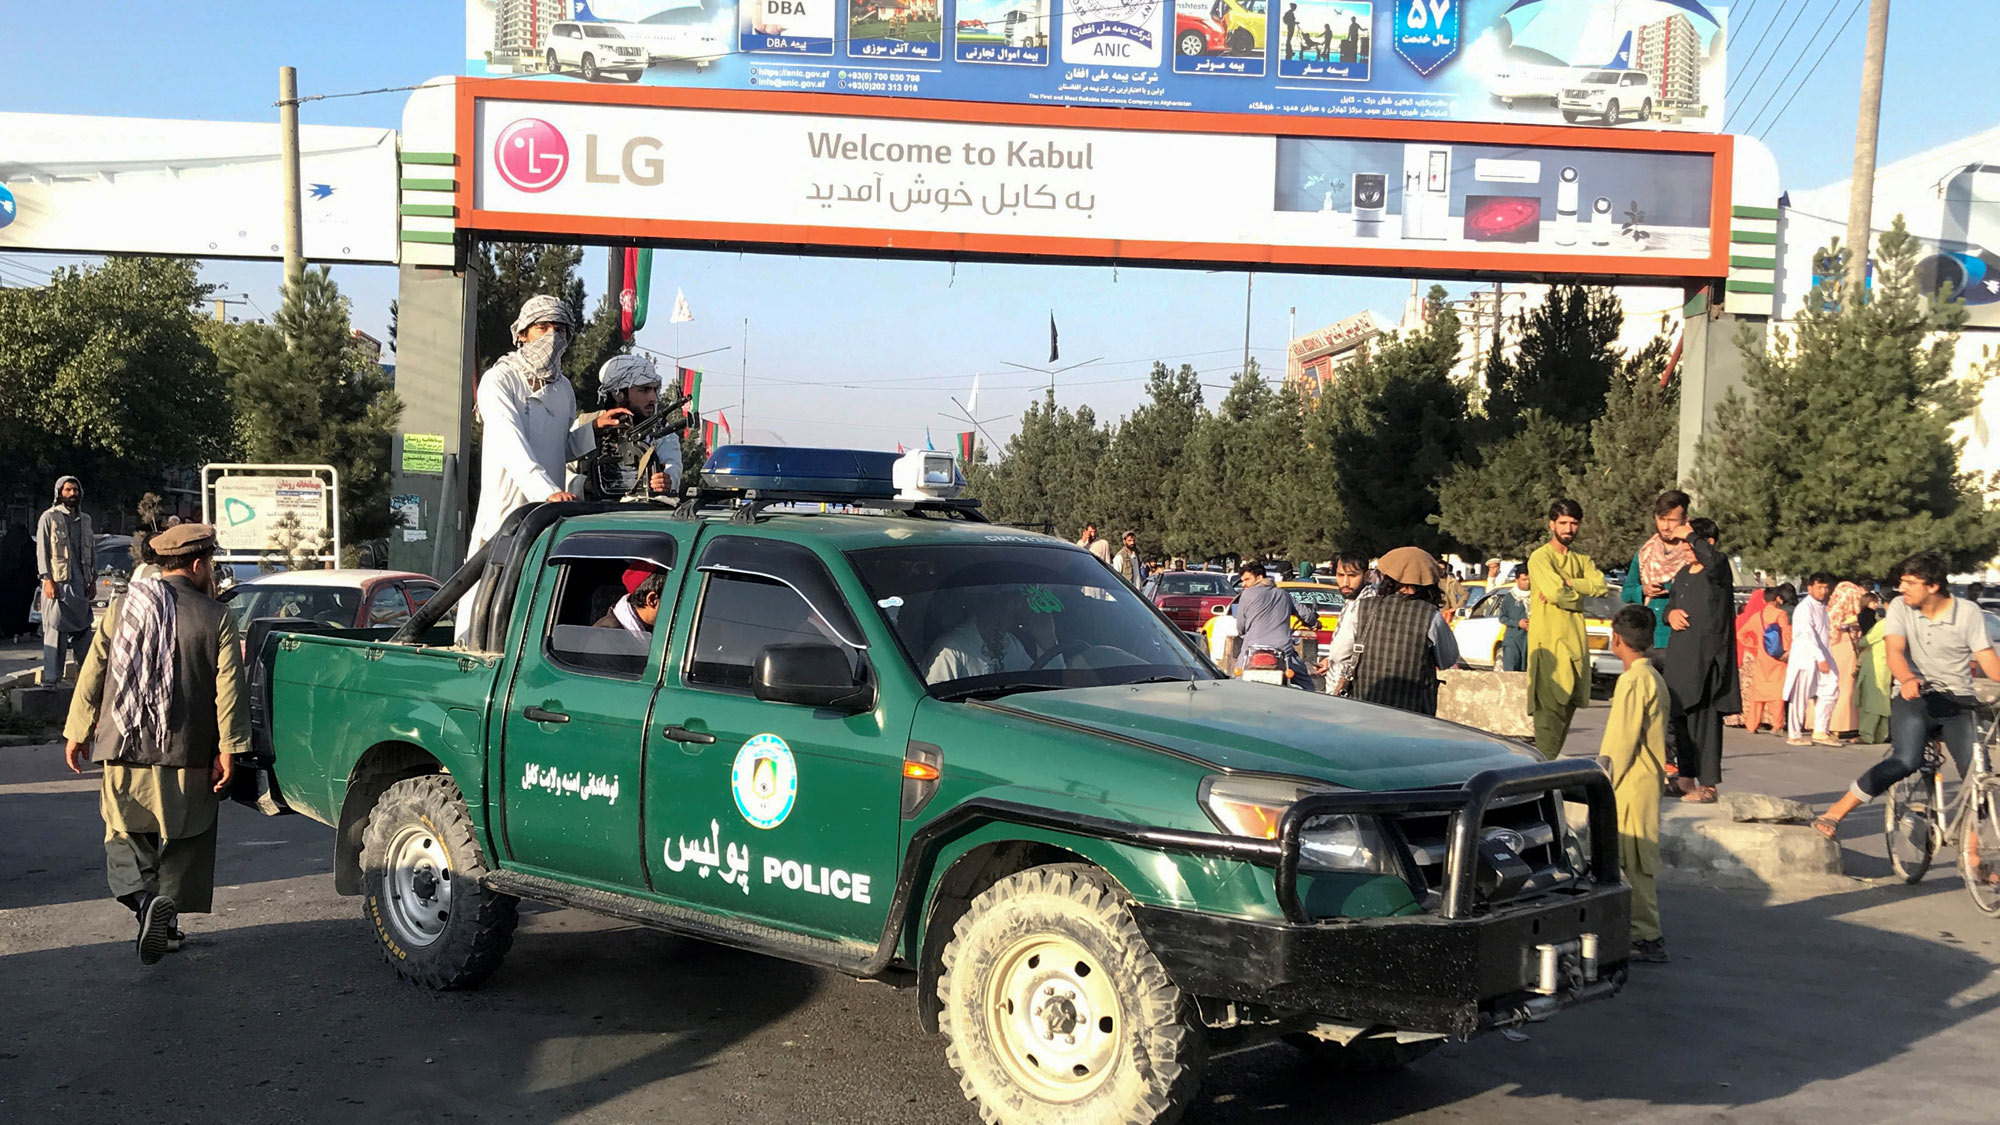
[387,262,478,579]
[1676,287,1765,495]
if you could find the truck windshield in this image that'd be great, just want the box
[846,543,1215,699]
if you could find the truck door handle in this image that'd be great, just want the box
[522,706,570,724]
[663,725,715,744]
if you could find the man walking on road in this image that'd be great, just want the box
[35,475,95,684]
[62,523,247,965]
[1527,498,1608,759]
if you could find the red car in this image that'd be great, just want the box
[1175,12,1226,57]
[1144,569,1236,632]
[219,568,444,643]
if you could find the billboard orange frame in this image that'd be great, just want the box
[454,77,1734,282]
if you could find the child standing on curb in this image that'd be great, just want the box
[1601,605,1671,964]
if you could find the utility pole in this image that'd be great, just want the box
[1843,0,1891,300]
[1241,272,1254,378]
[740,317,750,440]
[279,66,305,290]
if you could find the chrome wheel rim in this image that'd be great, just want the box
[982,935,1121,1103]
[385,823,453,947]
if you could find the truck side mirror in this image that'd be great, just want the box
[753,643,873,712]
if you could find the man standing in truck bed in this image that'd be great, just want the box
[61,522,247,965]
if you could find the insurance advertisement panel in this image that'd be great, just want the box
[466,90,1726,278]
[465,0,1730,131]
[0,113,399,262]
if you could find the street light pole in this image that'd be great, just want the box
[1242,272,1254,377]
[1843,0,1891,300]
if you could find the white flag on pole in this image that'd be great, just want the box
[967,374,979,419]
[669,288,694,324]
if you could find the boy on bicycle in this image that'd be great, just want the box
[1813,551,2000,887]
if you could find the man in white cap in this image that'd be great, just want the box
[572,352,683,500]
[458,295,629,643]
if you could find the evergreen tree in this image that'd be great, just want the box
[968,392,1109,535]
[1483,284,1624,434]
[0,257,235,513]
[1436,411,1588,558]
[1313,287,1468,556]
[1698,219,2000,575]
[217,267,403,546]
[1565,326,1680,567]
[1166,361,1312,560]
[1092,363,1204,547]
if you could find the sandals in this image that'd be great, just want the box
[1811,815,1840,840]
[1680,786,1718,804]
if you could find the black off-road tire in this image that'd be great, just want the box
[545,48,561,74]
[359,774,519,990]
[1283,1031,1441,1072]
[582,53,600,81]
[939,864,1207,1125]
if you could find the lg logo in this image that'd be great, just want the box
[494,119,569,193]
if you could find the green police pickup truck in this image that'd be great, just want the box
[244,447,1628,1125]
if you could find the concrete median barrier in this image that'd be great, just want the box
[1436,669,1534,738]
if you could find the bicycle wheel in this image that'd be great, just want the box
[1885,768,1939,884]
[1961,783,2000,915]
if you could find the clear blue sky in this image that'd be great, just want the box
[0,1,1992,448]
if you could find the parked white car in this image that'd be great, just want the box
[1453,589,1623,681]
[1558,68,1654,124]
[544,20,649,82]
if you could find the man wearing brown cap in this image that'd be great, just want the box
[62,522,248,965]
[1324,546,1460,714]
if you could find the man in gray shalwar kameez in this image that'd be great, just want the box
[35,475,95,683]
[63,523,247,965]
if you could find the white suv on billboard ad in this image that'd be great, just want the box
[544,20,651,82]
[1558,68,1655,125]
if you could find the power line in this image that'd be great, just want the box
[1722,0,1789,104]
[1753,0,1868,141]
[1737,0,1858,138]
[1724,0,1815,133]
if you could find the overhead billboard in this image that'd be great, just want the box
[461,83,1730,279]
[465,0,1729,131]
[0,113,399,262]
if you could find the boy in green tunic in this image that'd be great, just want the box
[1600,605,1670,964]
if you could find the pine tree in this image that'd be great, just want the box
[1436,411,1589,558]
[1313,287,1469,556]
[1698,218,2000,576]
[218,267,403,547]
[1483,284,1624,434]
[1092,363,1204,548]
[1566,326,1680,568]
[967,392,1109,535]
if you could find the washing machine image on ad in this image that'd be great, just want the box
[1352,171,1387,231]
[1401,144,1450,240]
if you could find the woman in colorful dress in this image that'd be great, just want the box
[1735,584,1794,734]
[1826,579,1867,742]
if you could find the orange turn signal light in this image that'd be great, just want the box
[902,761,941,781]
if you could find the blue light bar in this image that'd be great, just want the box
[700,445,902,498]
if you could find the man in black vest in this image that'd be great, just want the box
[62,522,248,965]
[1327,546,1461,715]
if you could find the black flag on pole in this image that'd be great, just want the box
[1049,312,1059,363]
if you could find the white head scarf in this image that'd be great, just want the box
[508,295,577,392]
[598,353,660,402]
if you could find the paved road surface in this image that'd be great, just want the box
[3,719,1998,1123]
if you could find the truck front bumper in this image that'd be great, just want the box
[1130,883,1630,1038]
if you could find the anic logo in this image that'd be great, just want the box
[494,118,569,193]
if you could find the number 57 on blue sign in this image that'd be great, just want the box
[1393,0,1460,76]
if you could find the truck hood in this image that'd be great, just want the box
[982,679,1529,791]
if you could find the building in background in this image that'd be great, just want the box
[491,0,567,72]
[1632,14,1704,119]
[1284,311,1399,405]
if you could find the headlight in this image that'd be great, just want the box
[1199,775,1400,876]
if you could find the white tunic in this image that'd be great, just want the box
[456,361,594,644]
[1783,595,1836,698]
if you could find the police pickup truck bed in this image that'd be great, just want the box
[245,447,1629,1125]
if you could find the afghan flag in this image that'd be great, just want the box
[957,431,975,461]
[702,411,733,449]
[678,366,703,410]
